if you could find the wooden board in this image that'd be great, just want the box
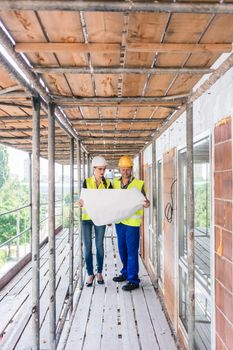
[1,9,233,162]
[0,230,68,348]
[65,236,177,350]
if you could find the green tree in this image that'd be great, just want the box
[0,145,9,188]
[0,177,30,244]
[194,183,210,230]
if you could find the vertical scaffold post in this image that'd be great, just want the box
[152,138,158,288]
[61,164,64,227]
[29,153,32,251]
[77,140,83,288]
[87,153,90,177]
[69,137,74,313]
[48,102,56,350]
[186,100,195,350]
[82,151,86,181]
[31,94,41,350]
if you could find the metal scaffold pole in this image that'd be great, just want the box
[186,100,195,350]
[152,138,158,287]
[82,151,86,181]
[86,153,90,177]
[77,140,83,289]
[31,95,41,350]
[48,102,56,350]
[29,152,32,251]
[69,137,74,313]
[61,164,64,228]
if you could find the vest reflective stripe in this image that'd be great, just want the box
[82,176,111,221]
[131,214,143,219]
[113,178,144,227]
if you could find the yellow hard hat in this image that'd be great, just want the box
[118,156,133,168]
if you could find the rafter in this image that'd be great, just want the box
[72,118,164,124]
[32,66,213,75]
[53,95,187,108]
[15,42,232,54]
[1,1,233,14]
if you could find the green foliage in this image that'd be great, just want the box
[0,145,9,189]
[0,177,30,244]
[194,183,210,230]
[63,193,79,228]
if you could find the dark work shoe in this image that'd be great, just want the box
[85,275,95,287]
[97,273,105,285]
[113,274,127,282]
[122,282,139,291]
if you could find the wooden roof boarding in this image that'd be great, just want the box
[0,1,233,164]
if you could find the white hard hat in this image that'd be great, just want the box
[92,156,107,168]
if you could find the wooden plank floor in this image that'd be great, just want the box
[0,228,80,350]
[65,235,177,350]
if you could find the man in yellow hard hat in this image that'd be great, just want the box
[113,155,150,291]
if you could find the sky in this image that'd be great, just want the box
[7,146,47,181]
[6,146,71,181]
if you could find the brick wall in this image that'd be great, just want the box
[214,117,233,349]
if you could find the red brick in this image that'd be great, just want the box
[214,117,232,144]
[215,226,233,262]
[214,171,232,201]
[215,280,233,324]
[215,200,232,232]
[215,254,233,292]
[216,334,228,350]
[216,307,233,349]
[215,141,232,172]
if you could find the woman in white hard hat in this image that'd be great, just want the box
[77,156,112,286]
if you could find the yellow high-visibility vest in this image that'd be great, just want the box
[82,176,112,221]
[113,177,144,227]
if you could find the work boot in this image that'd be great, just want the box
[122,282,139,291]
[113,274,127,282]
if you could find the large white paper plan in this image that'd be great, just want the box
[80,188,145,226]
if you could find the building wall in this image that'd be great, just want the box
[163,149,177,325]
[142,59,233,348]
[214,117,233,349]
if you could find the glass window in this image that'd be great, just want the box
[149,165,153,261]
[178,137,211,350]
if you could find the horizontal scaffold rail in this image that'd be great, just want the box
[32,66,214,75]
[52,94,187,107]
[1,1,233,14]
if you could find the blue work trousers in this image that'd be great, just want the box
[115,223,140,285]
[82,220,106,276]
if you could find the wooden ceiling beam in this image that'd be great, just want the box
[0,127,64,134]
[16,42,232,54]
[72,118,164,124]
[32,66,213,75]
[63,103,178,109]
[127,43,232,54]
[0,115,47,121]
[53,94,187,105]
[0,102,32,108]
[0,85,23,95]
[16,43,119,53]
[3,140,148,147]
[83,141,146,145]
[0,128,154,135]
[78,130,154,134]
[81,136,151,141]
[1,1,233,14]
